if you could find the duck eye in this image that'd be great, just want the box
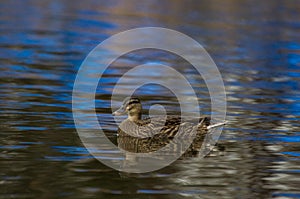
[128,101,137,106]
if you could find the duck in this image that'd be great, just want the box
[112,97,226,139]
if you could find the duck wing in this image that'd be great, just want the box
[149,116,210,138]
[118,116,210,138]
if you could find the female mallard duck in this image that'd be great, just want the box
[113,97,225,139]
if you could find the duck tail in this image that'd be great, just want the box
[207,121,227,130]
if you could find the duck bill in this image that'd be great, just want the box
[112,106,126,116]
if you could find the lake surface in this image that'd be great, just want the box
[1,0,300,198]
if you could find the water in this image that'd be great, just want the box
[1,0,300,198]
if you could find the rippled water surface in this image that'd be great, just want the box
[1,1,300,198]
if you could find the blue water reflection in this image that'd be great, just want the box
[0,0,300,198]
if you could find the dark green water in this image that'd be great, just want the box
[1,1,300,198]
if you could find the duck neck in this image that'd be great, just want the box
[128,112,142,122]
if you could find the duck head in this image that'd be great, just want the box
[112,97,142,121]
